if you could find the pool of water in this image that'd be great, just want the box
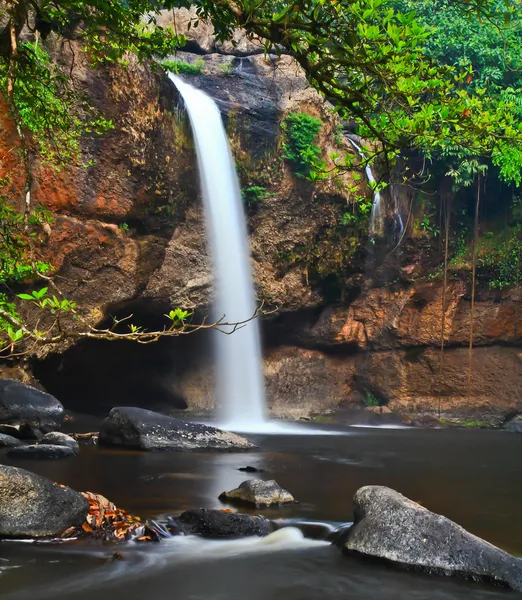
[1,426,521,599]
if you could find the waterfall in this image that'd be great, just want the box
[346,138,383,238]
[170,75,267,432]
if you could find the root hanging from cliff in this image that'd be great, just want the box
[468,176,481,389]
[438,191,452,418]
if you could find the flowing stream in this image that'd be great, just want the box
[171,75,267,432]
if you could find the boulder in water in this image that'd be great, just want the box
[0,465,88,538]
[42,432,79,453]
[98,407,255,451]
[176,508,273,538]
[0,379,64,434]
[219,479,295,507]
[0,433,22,447]
[7,444,76,459]
[340,486,522,592]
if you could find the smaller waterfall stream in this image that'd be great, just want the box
[171,75,267,431]
[346,138,383,237]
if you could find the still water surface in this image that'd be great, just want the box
[1,427,521,599]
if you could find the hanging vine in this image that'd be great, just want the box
[467,175,482,387]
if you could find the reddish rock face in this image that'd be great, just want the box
[304,281,521,350]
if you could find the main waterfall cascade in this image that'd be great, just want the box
[171,74,268,432]
[172,76,343,436]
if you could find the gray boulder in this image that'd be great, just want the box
[176,508,272,538]
[341,486,522,592]
[8,444,76,459]
[0,379,64,433]
[42,432,79,453]
[219,479,295,507]
[0,433,22,447]
[505,415,522,433]
[98,407,255,451]
[0,465,88,538]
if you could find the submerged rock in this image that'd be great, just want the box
[7,444,76,459]
[177,508,273,538]
[238,465,265,473]
[98,407,255,451]
[42,431,80,453]
[0,433,22,448]
[219,479,295,507]
[341,486,522,592]
[0,465,88,538]
[0,380,64,434]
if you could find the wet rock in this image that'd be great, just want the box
[238,465,265,473]
[98,407,255,452]
[0,465,88,538]
[505,415,522,433]
[219,479,295,507]
[0,433,22,447]
[177,508,273,538]
[42,432,79,453]
[341,486,522,592]
[0,380,64,434]
[411,415,446,429]
[7,444,76,459]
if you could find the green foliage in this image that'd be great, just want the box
[219,61,233,76]
[0,201,52,284]
[0,42,112,167]
[420,201,441,237]
[364,392,380,407]
[242,186,267,205]
[119,222,129,233]
[394,0,522,185]
[164,308,192,326]
[477,225,522,289]
[18,287,77,313]
[282,113,327,180]
[161,58,205,76]
[340,182,373,226]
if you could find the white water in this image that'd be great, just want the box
[346,138,383,237]
[171,75,267,432]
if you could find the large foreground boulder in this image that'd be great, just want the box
[219,479,295,507]
[0,379,64,433]
[176,508,273,538]
[0,465,88,538]
[98,407,255,451]
[341,486,522,591]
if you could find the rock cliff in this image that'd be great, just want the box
[1,11,520,424]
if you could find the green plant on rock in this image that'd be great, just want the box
[282,113,327,180]
[242,186,267,206]
[161,58,205,76]
[219,61,233,76]
[364,392,380,407]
